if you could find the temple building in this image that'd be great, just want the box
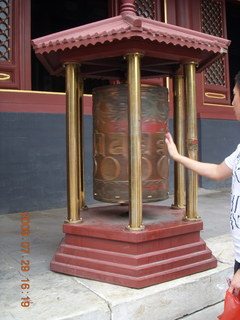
[0,0,240,214]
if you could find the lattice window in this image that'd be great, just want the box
[201,0,225,86]
[134,0,155,19]
[0,0,10,61]
[204,57,225,86]
[201,0,223,37]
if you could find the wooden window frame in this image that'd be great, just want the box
[0,0,31,90]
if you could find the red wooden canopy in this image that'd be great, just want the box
[32,1,230,79]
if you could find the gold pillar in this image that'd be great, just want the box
[65,62,83,223]
[172,74,185,209]
[126,53,144,231]
[184,62,201,220]
[78,78,87,211]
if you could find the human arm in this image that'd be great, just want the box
[165,132,232,181]
[229,270,240,296]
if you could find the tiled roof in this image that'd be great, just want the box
[32,14,229,55]
[31,13,230,78]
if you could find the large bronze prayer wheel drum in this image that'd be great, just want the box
[92,84,169,203]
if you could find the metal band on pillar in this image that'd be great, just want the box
[184,62,201,221]
[65,62,83,223]
[125,52,145,231]
[172,74,185,209]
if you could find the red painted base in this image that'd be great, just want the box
[50,205,217,288]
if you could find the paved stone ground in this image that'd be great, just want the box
[0,189,234,320]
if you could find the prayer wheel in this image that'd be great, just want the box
[92,84,169,203]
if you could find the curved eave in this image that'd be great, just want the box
[32,29,229,57]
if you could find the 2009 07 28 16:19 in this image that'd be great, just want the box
[20,212,31,308]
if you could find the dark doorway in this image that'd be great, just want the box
[226,1,240,93]
[31,0,108,93]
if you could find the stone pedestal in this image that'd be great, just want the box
[50,205,217,288]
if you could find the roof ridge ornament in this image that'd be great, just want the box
[120,0,136,16]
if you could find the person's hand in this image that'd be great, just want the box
[229,269,240,296]
[165,132,180,161]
